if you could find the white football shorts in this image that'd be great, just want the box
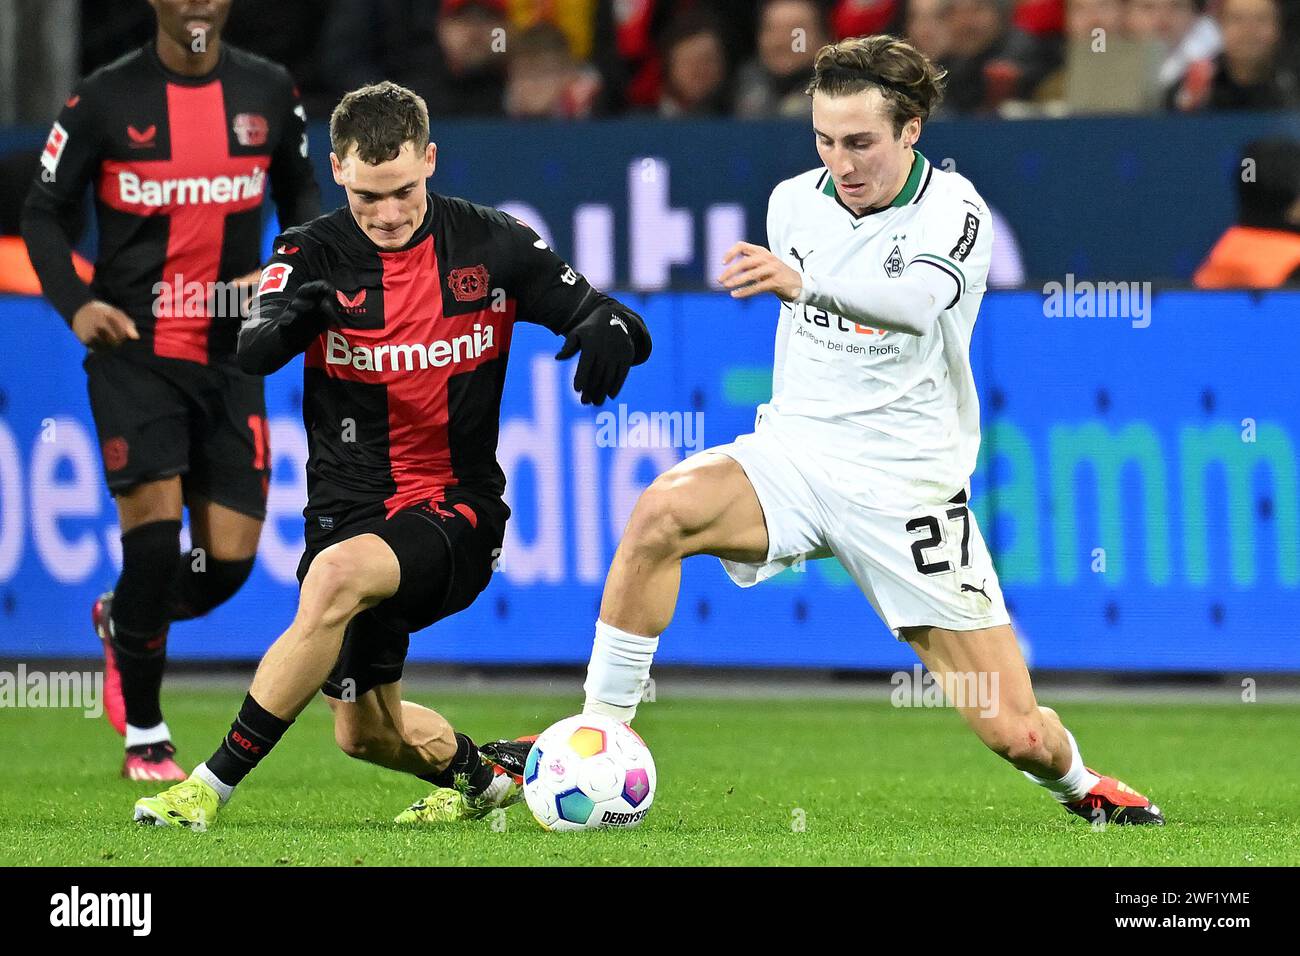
[703,409,1010,638]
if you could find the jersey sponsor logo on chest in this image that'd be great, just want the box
[323,324,498,373]
[792,303,901,356]
[112,164,266,208]
[795,301,888,337]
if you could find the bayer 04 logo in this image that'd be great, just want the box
[523,714,656,831]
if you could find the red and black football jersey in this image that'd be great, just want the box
[240,194,651,524]
[23,41,319,365]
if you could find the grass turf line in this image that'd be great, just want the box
[1,689,1296,866]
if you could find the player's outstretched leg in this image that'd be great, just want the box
[133,533,400,830]
[582,453,769,723]
[903,623,1164,826]
[326,683,520,824]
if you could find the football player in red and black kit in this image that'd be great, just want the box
[21,0,320,781]
[133,81,651,829]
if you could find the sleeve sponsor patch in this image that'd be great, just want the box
[949,211,980,262]
[257,263,293,295]
[40,121,68,176]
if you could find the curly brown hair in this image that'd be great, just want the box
[805,35,947,137]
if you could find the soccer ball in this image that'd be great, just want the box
[522,714,656,832]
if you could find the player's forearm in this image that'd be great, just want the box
[20,198,94,325]
[795,271,947,336]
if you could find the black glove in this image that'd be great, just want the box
[287,279,341,324]
[279,279,341,350]
[555,308,637,405]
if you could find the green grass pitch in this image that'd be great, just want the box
[2,687,1297,866]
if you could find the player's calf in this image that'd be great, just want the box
[586,455,768,723]
[111,519,181,746]
[327,688,509,821]
[168,554,256,621]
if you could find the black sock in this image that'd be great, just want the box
[418,732,493,796]
[112,520,181,729]
[205,694,293,788]
[112,630,168,729]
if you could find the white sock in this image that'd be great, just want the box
[582,619,659,723]
[191,762,235,804]
[125,721,172,748]
[483,774,514,807]
[1023,729,1101,802]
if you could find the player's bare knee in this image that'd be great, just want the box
[300,548,369,631]
[983,716,1052,766]
[628,473,712,558]
[624,485,685,558]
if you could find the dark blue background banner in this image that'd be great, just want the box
[5,112,1298,285]
[0,289,1295,671]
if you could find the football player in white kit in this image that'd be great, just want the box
[580,35,1164,826]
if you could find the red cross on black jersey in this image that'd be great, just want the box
[24,41,320,365]
[240,194,652,525]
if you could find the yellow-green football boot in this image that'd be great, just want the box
[395,771,520,824]
[133,775,221,831]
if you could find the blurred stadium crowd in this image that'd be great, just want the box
[2,0,1297,123]
[0,0,1297,293]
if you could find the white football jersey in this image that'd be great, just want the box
[760,150,994,496]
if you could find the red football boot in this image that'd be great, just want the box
[1063,768,1165,826]
[92,591,126,736]
[122,741,187,782]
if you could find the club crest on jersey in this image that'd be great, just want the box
[102,437,129,472]
[448,264,489,302]
[335,288,367,315]
[233,113,268,147]
[883,245,905,278]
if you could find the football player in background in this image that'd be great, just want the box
[21,0,319,781]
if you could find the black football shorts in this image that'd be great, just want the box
[83,345,270,520]
[295,489,509,700]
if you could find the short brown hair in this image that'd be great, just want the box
[329,81,430,165]
[805,35,947,136]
